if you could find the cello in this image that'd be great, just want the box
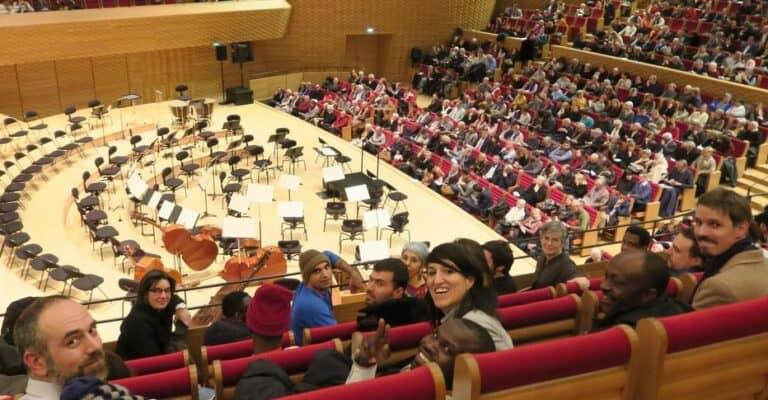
[190,245,287,327]
[131,212,220,271]
[122,241,198,288]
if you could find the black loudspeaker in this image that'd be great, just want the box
[215,45,227,61]
[231,42,253,63]
[226,87,253,105]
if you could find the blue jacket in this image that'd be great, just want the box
[290,283,336,346]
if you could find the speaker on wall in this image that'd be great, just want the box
[231,42,253,63]
[214,44,227,61]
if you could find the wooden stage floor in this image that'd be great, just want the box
[0,100,535,341]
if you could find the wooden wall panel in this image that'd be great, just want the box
[0,66,22,119]
[56,58,96,109]
[0,0,497,116]
[0,1,291,65]
[344,35,384,76]
[16,62,60,117]
[92,55,130,106]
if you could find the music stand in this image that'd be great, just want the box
[222,120,240,144]
[283,146,304,175]
[116,93,142,139]
[247,183,274,244]
[197,171,215,219]
[226,139,243,157]
[277,174,300,201]
[268,132,288,169]
[222,216,258,277]
[345,184,370,219]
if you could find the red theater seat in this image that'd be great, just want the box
[497,286,556,308]
[112,365,198,400]
[200,331,294,367]
[303,321,356,345]
[123,350,189,376]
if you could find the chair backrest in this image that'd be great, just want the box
[351,322,432,368]
[303,321,357,345]
[277,363,446,400]
[453,325,638,400]
[111,364,198,400]
[214,339,343,400]
[496,286,556,308]
[124,350,189,376]
[634,296,768,400]
[497,294,591,344]
[200,332,293,366]
[157,127,170,136]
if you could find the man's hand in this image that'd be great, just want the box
[355,319,391,368]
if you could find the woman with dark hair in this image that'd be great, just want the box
[424,242,513,350]
[116,270,192,360]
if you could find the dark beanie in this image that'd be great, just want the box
[298,250,330,283]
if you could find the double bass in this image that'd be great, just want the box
[131,213,220,271]
[122,241,197,288]
[191,245,287,327]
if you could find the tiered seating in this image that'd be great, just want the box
[200,331,294,367]
[123,349,190,377]
[111,365,198,400]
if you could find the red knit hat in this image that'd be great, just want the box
[246,284,293,337]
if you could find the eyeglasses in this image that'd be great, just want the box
[149,288,172,295]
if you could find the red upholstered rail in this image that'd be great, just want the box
[357,322,432,351]
[497,295,579,329]
[660,296,768,353]
[306,321,357,343]
[475,326,632,393]
[205,331,292,364]
[123,350,185,376]
[220,340,338,386]
[497,287,555,308]
[112,366,191,399]
[276,365,439,400]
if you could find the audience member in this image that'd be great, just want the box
[246,284,293,354]
[666,226,703,276]
[116,270,191,360]
[356,258,428,331]
[691,189,768,309]
[594,251,692,330]
[482,240,517,295]
[621,225,652,253]
[291,250,337,346]
[204,291,252,346]
[529,221,581,289]
[401,242,429,299]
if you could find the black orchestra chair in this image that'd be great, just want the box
[196,121,215,143]
[338,219,364,252]
[0,211,19,225]
[64,106,87,127]
[380,211,411,245]
[383,183,409,214]
[161,167,184,199]
[39,137,66,161]
[82,171,107,199]
[207,138,228,172]
[357,183,384,215]
[323,201,348,231]
[4,117,29,144]
[88,99,112,128]
[14,243,42,276]
[4,228,31,269]
[251,146,275,184]
[28,253,59,288]
[227,155,251,183]
[44,265,79,293]
[53,129,81,159]
[175,84,190,101]
[69,272,105,305]
[130,135,150,159]
[94,156,121,192]
[0,220,24,259]
[85,220,118,261]
[277,240,302,261]
[176,150,200,187]
[24,111,49,137]
[70,123,94,148]
[119,278,139,317]
[243,135,257,163]
[109,145,129,170]
[281,217,308,241]
[219,171,241,209]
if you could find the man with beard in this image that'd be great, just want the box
[14,296,108,400]
[594,251,692,330]
[691,189,768,309]
[290,250,337,346]
[356,259,428,331]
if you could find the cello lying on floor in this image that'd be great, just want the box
[131,212,220,271]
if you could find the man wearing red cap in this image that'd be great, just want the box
[246,284,294,354]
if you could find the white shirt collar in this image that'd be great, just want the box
[22,377,61,400]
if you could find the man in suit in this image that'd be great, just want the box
[659,159,694,217]
[691,188,768,309]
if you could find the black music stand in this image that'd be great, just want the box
[226,139,243,157]
[268,132,288,170]
[222,120,240,144]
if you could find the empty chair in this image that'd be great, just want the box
[207,138,228,164]
[38,137,65,160]
[380,211,411,245]
[118,278,139,317]
[497,286,557,308]
[323,201,347,231]
[302,321,357,346]
[227,155,250,182]
[281,216,307,241]
[277,240,301,260]
[24,111,48,136]
[64,106,87,127]
[175,84,190,100]
[71,188,100,216]
[200,332,294,367]
[69,123,93,147]
[3,117,28,143]
[94,157,120,191]
[196,121,215,142]
[161,167,184,198]
[68,272,105,304]
[130,135,149,158]
[0,220,25,259]
[384,184,408,214]
[108,145,129,168]
[27,253,59,287]
[88,99,112,127]
[44,265,79,293]
[176,150,200,185]
[219,171,241,208]
[338,219,364,252]
[13,242,42,275]
[86,220,119,261]
[82,171,107,198]
[3,229,30,269]
[251,145,274,183]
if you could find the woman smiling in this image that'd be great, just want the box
[424,243,513,350]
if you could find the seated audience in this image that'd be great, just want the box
[594,251,693,330]
[356,258,428,331]
[691,189,768,309]
[482,240,517,295]
[116,270,191,360]
[246,284,294,354]
[204,291,252,346]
